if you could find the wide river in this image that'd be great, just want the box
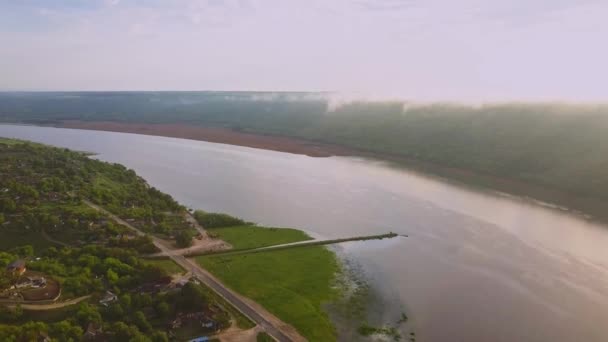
[2,124,608,342]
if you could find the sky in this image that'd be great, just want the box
[1,0,607,102]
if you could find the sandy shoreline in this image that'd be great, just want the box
[58,120,354,158]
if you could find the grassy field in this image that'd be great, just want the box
[208,225,312,250]
[196,245,339,341]
[143,259,184,275]
[0,138,23,145]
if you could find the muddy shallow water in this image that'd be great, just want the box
[3,124,608,342]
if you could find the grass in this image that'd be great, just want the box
[0,138,24,146]
[196,245,340,341]
[256,332,273,342]
[358,323,401,341]
[207,225,312,250]
[142,259,184,275]
[92,174,123,194]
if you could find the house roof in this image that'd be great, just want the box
[7,259,26,269]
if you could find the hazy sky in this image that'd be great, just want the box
[1,0,607,101]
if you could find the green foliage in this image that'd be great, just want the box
[76,303,102,326]
[174,229,194,248]
[208,225,312,250]
[150,331,169,342]
[133,310,153,333]
[176,282,208,312]
[357,323,402,341]
[0,305,24,322]
[143,259,184,275]
[0,139,188,249]
[0,139,255,341]
[194,210,247,228]
[197,245,340,341]
[257,332,274,342]
[49,320,84,341]
[154,301,170,318]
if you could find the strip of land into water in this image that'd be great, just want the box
[54,120,608,223]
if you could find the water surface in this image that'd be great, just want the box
[2,124,608,342]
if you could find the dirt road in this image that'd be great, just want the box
[6,295,91,310]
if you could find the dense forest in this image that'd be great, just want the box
[1,92,608,213]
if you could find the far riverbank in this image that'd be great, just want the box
[51,120,608,224]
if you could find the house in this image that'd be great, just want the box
[31,276,47,288]
[6,260,26,275]
[99,291,118,306]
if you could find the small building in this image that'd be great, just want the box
[31,276,47,288]
[99,291,118,306]
[6,260,26,276]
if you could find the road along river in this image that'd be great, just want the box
[2,124,608,342]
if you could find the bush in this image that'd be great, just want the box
[193,210,247,228]
[174,230,194,248]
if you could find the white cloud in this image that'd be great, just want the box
[0,0,607,101]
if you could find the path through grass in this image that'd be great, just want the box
[208,225,312,250]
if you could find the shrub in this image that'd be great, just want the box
[193,210,247,228]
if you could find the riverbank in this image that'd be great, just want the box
[52,120,608,223]
[58,120,354,157]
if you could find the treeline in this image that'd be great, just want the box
[193,210,248,228]
[2,93,608,209]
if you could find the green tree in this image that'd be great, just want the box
[106,303,125,321]
[50,320,83,341]
[11,245,33,257]
[119,293,132,310]
[109,322,148,342]
[150,331,169,342]
[76,303,102,326]
[0,198,16,213]
[154,301,170,318]
[174,230,193,248]
[177,282,208,311]
[133,311,152,333]
[107,269,119,284]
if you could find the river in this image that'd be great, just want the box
[2,124,608,342]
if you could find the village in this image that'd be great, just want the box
[0,256,233,341]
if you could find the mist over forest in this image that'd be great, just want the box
[2,91,608,207]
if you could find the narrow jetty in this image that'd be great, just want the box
[185,232,401,257]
